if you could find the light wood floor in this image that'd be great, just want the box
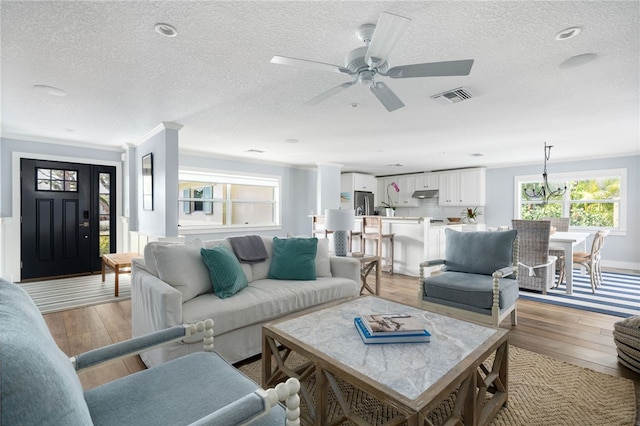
[44,272,639,420]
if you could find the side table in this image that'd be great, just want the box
[101,252,141,296]
[350,253,381,295]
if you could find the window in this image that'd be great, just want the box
[515,168,626,234]
[36,168,78,192]
[178,169,280,231]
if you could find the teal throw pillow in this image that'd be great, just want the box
[200,246,248,298]
[268,237,318,280]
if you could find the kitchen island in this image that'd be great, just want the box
[373,217,464,277]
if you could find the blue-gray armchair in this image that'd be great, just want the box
[0,278,300,426]
[418,229,520,328]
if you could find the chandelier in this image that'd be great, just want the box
[524,142,567,203]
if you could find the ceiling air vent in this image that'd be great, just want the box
[431,87,474,105]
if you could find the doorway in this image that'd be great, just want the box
[20,159,116,280]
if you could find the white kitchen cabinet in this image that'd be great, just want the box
[396,175,418,207]
[377,177,399,208]
[415,173,439,190]
[341,173,376,209]
[438,168,486,206]
[424,224,463,261]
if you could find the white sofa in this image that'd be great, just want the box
[132,236,360,367]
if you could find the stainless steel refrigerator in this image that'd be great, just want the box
[354,191,374,216]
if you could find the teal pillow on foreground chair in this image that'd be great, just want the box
[418,229,520,328]
[0,278,300,426]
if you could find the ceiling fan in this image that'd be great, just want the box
[271,12,474,112]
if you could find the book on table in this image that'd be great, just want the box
[354,317,430,344]
[359,313,427,336]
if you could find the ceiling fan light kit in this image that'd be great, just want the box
[271,11,474,112]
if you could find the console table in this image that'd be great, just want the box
[101,252,141,296]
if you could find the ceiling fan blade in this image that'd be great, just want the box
[304,80,357,105]
[370,81,405,112]
[271,55,351,74]
[365,12,411,68]
[384,59,474,78]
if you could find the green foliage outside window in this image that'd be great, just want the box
[520,177,620,228]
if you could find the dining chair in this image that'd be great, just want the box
[362,216,394,273]
[558,230,609,292]
[511,220,557,294]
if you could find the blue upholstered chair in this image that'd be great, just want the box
[0,278,300,426]
[418,229,519,327]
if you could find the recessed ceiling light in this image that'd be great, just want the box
[350,103,360,108]
[33,84,66,96]
[285,138,299,144]
[470,153,484,157]
[386,163,404,167]
[559,53,598,69]
[154,23,177,37]
[245,149,265,153]
[555,27,582,41]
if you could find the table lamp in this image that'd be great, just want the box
[325,209,355,256]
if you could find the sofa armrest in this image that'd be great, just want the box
[329,256,360,284]
[131,262,183,339]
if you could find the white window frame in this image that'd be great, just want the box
[514,168,627,236]
[178,168,282,234]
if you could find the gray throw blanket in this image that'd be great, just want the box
[227,235,268,264]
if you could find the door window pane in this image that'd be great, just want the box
[98,173,111,255]
[35,167,79,192]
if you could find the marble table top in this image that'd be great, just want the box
[273,296,499,400]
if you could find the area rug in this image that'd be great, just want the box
[518,270,640,317]
[237,345,636,425]
[19,274,131,314]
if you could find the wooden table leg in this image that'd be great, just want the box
[375,258,381,295]
[101,258,106,282]
[114,264,119,297]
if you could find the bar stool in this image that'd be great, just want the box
[361,216,394,274]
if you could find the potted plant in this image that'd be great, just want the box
[462,207,482,223]
[381,182,400,216]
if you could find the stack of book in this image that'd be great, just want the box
[354,314,431,344]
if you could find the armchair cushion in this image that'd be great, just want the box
[423,271,519,311]
[0,279,93,425]
[201,245,248,298]
[85,351,285,426]
[443,229,517,276]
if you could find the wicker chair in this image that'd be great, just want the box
[543,217,570,282]
[511,220,557,294]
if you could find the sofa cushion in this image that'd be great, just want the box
[0,279,94,425]
[201,246,248,298]
[181,277,359,336]
[152,244,212,302]
[268,237,317,280]
[443,229,517,276]
[424,271,519,310]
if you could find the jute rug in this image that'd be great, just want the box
[19,273,131,314]
[238,345,637,425]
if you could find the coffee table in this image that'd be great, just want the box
[262,296,509,425]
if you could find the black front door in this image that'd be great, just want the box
[20,159,116,280]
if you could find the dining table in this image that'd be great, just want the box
[549,231,591,295]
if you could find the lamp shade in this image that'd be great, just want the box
[324,209,355,231]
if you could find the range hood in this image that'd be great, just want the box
[412,189,439,199]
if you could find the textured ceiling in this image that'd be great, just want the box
[1,1,638,176]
